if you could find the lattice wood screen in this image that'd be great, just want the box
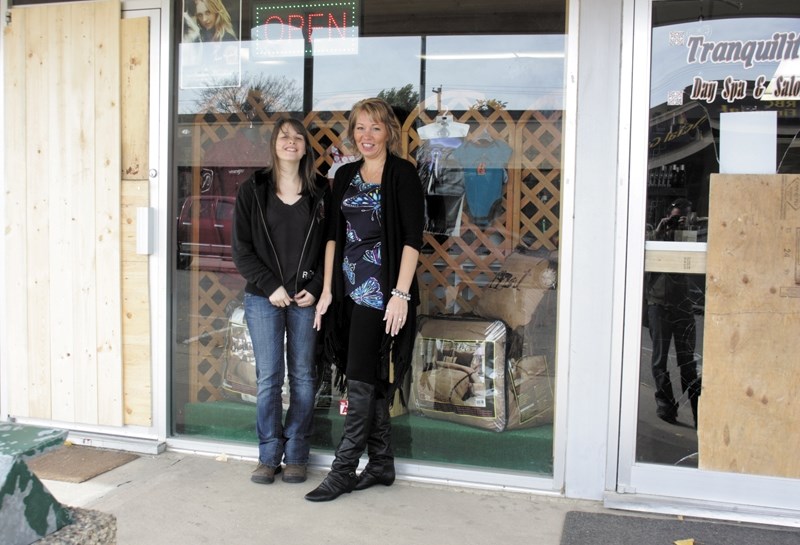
[186,101,561,402]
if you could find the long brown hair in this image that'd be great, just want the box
[347,98,403,157]
[269,117,320,197]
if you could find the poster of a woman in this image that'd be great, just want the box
[180,0,242,89]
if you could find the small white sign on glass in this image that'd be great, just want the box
[719,111,777,174]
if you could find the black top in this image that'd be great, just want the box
[232,169,329,300]
[266,191,310,295]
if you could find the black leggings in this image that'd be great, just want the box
[344,297,384,385]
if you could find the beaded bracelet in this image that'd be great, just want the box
[390,288,411,301]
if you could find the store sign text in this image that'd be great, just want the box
[689,74,800,103]
[253,1,358,56]
[680,31,800,102]
[685,32,800,69]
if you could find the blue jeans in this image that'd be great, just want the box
[244,292,316,467]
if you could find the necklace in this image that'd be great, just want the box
[360,161,385,184]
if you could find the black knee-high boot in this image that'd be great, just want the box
[354,394,395,490]
[305,380,375,502]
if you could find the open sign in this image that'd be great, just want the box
[252,1,359,57]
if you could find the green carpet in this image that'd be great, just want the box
[182,400,553,474]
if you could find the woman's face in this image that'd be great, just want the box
[274,124,307,164]
[195,1,217,30]
[353,111,388,161]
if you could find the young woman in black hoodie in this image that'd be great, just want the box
[232,118,328,485]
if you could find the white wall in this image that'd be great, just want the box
[563,0,625,500]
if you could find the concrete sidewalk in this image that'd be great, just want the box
[42,451,608,545]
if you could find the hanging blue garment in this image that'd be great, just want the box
[453,139,512,227]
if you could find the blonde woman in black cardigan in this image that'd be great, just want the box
[306,98,424,502]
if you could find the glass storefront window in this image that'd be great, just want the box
[172,0,566,476]
[638,1,800,468]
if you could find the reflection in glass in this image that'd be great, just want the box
[172,0,567,477]
[313,37,421,110]
[425,35,566,111]
[637,1,800,466]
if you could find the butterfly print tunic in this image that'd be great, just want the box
[341,173,385,310]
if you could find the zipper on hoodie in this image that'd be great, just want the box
[252,182,284,287]
[293,195,322,294]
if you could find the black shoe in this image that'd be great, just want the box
[657,411,678,425]
[354,468,395,491]
[304,471,357,502]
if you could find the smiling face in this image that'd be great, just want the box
[195,0,217,30]
[352,111,388,162]
[273,123,307,165]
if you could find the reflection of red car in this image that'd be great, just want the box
[176,195,236,270]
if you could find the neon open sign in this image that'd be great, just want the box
[252,1,359,57]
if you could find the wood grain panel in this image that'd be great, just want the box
[121,17,149,181]
[4,0,124,426]
[67,2,100,425]
[120,16,152,426]
[3,8,31,417]
[699,174,800,478]
[50,3,77,421]
[93,0,123,427]
[25,5,54,418]
[644,248,707,274]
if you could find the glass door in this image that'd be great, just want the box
[618,0,800,516]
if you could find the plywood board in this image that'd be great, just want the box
[3,8,31,417]
[3,0,124,427]
[120,17,152,426]
[66,2,100,425]
[93,0,124,427]
[121,193,152,425]
[49,1,77,422]
[25,5,54,418]
[699,174,800,478]
[644,248,707,274]
[121,17,149,182]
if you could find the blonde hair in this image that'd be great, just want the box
[347,98,403,157]
[194,0,236,42]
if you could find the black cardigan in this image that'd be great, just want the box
[325,153,425,399]
[232,169,329,300]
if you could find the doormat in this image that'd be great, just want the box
[560,511,800,545]
[28,444,139,483]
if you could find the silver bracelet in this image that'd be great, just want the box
[391,288,411,301]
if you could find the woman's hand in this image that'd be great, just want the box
[293,289,316,308]
[269,286,293,307]
[384,295,408,337]
[314,291,332,331]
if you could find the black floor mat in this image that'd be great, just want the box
[560,511,800,545]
